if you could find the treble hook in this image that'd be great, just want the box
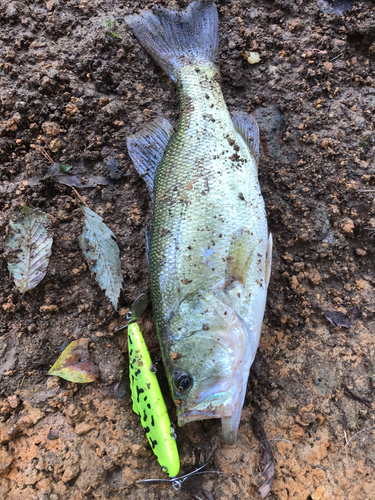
[136,462,223,490]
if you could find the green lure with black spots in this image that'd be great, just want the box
[128,320,180,478]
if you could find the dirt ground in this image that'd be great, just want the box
[1,0,375,499]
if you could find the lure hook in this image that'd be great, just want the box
[135,462,222,489]
[170,425,177,440]
[172,479,182,491]
[149,363,157,374]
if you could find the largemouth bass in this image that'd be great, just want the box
[126,1,272,445]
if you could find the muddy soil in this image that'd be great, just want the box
[1,1,375,499]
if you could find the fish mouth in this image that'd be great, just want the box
[176,367,245,425]
[177,388,246,445]
[177,390,236,425]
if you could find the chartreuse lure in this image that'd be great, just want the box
[127,294,180,478]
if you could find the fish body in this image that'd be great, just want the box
[128,320,179,477]
[126,1,272,444]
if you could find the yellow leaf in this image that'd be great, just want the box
[48,339,100,383]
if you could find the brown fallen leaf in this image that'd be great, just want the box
[252,411,275,499]
[58,175,109,188]
[48,338,100,383]
[323,310,350,328]
[324,307,361,329]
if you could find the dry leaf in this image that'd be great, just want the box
[5,205,53,293]
[78,206,123,309]
[58,175,109,188]
[48,339,100,383]
[323,310,350,328]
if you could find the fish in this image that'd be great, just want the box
[126,0,272,444]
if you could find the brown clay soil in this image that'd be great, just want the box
[1,1,375,499]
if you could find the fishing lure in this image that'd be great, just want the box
[127,294,180,478]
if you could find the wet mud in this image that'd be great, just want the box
[1,1,375,499]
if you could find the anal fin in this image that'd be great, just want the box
[231,111,260,167]
[126,118,174,199]
[265,233,273,288]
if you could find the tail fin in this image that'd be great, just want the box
[126,1,218,81]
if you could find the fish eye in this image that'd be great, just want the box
[173,371,193,392]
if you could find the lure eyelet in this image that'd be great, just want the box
[170,425,177,440]
[173,370,193,393]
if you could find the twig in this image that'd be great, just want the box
[330,52,343,62]
[202,490,215,500]
[35,145,53,164]
[341,383,372,408]
[344,430,349,445]
[257,438,311,451]
[252,411,275,499]
[342,425,375,450]
[340,408,349,445]
[341,408,348,431]
[370,378,375,394]
[72,186,90,209]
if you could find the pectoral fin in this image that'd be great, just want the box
[231,111,260,167]
[126,118,174,199]
[226,229,254,289]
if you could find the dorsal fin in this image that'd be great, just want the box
[231,111,260,167]
[126,118,174,198]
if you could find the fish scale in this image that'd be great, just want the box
[126,1,272,445]
[150,64,267,348]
